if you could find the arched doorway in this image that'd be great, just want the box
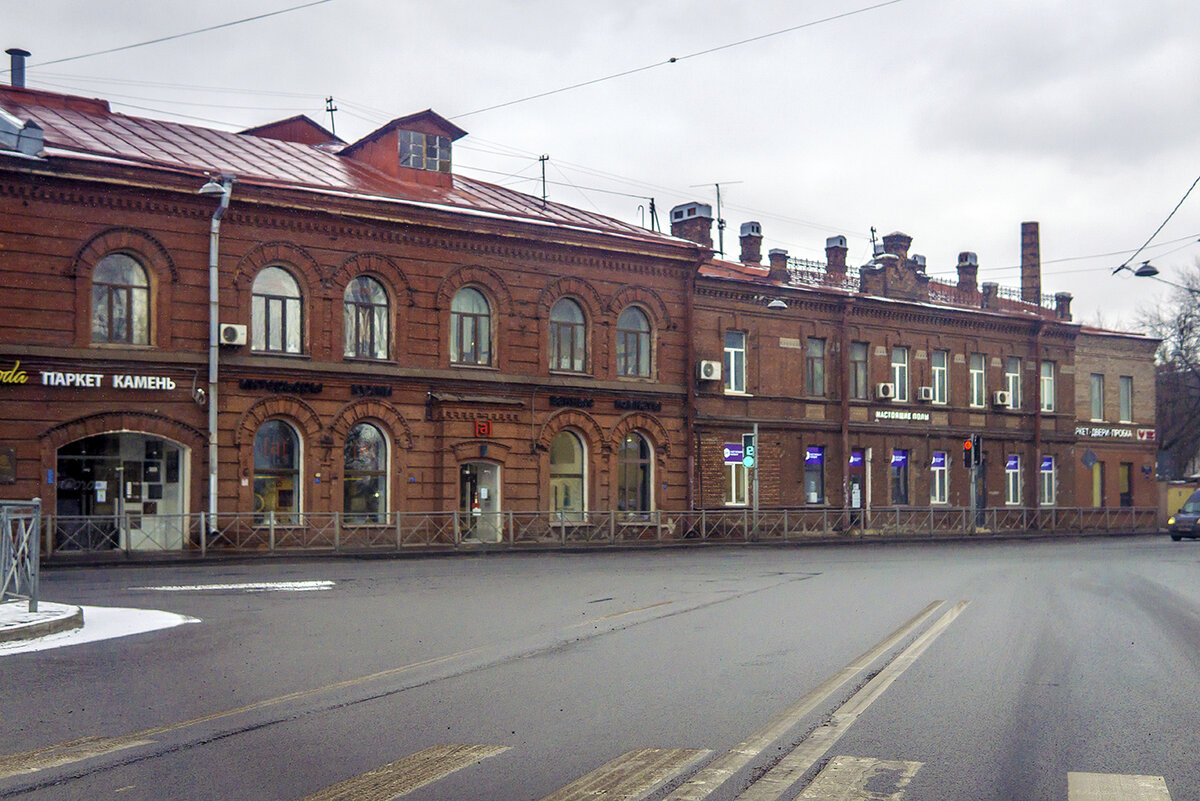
[55,432,189,550]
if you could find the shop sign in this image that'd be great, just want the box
[475,420,492,437]
[351,384,392,397]
[238,378,323,394]
[722,443,744,465]
[549,396,593,409]
[875,409,931,422]
[0,361,28,384]
[1041,456,1054,472]
[1075,424,1134,439]
[931,452,946,468]
[38,370,178,389]
[890,450,908,467]
[805,447,824,465]
[1137,428,1156,442]
[614,399,662,412]
[849,451,864,466]
[1006,455,1020,471]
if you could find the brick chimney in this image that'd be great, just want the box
[1055,292,1073,321]
[981,282,999,311]
[670,202,713,248]
[825,235,848,278]
[957,252,979,293]
[767,248,790,283]
[882,231,912,261]
[739,221,763,264]
[1021,221,1042,304]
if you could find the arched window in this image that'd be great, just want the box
[550,431,586,521]
[253,420,300,523]
[252,267,302,353]
[91,253,149,344]
[616,306,651,377]
[450,287,491,365]
[344,276,389,360]
[549,298,586,372]
[344,422,387,522]
[617,432,653,513]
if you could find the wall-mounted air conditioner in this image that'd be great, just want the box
[220,323,247,346]
[698,360,722,382]
[917,386,934,402]
[992,390,1012,407]
[876,382,896,400]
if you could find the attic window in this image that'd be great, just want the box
[398,129,451,173]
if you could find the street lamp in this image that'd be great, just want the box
[1112,260,1160,278]
[199,175,233,540]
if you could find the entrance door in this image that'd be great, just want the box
[847,449,865,528]
[459,462,501,542]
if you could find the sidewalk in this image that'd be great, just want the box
[0,600,84,643]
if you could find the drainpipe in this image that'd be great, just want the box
[199,176,233,536]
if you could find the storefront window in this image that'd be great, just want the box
[931,451,948,504]
[1006,454,1022,505]
[550,431,585,521]
[616,433,652,513]
[344,422,387,522]
[253,420,299,523]
[1042,456,1058,506]
[890,450,909,505]
[804,446,825,503]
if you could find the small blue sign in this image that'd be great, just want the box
[46,468,54,485]
[849,451,864,466]
[931,452,946,469]
[723,443,744,465]
[1006,455,1020,471]
[805,447,824,465]
[891,450,908,467]
[1041,456,1054,472]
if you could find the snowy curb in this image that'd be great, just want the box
[0,601,84,643]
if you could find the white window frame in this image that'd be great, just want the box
[1005,455,1021,505]
[1040,456,1056,506]
[969,353,986,408]
[932,350,948,405]
[1090,373,1105,421]
[724,331,747,394]
[1119,375,1133,423]
[727,462,748,506]
[891,346,909,402]
[1005,357,1021,409]
[931,451,948,505]
[1040,361,1055,412]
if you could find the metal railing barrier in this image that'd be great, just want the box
[2,499,42,611]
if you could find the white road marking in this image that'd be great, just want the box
[796,755,922,800]
[1068,772,1172,800]
[0,606,198,657]
[129,580,335,592]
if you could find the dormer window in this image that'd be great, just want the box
[398,130,451,173]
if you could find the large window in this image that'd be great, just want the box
[450,287,492,366]
[1119,375,1133,422]
[253,420,300,523]
[931,451,948,504]
[1118,462,1133,507]
[252,267,302,354]
[549,298,586,372]
[1005,357,1022,409]
[1090,373,1105,420]
[850,342,869,400]
[92,253,149,345]
[1041,456,1057,506]
[806,338,825,396]
[1005,454,1021,505]
[550,431,586,520]
[932,350,948,405]
[616,433,653,513]
[727,462,748,506]
[1040,361,1055,412]
[344,276,389,360]
[804,446,825,503]
[891,347,909,402]
[970,353,986,407]
[344,422,387,522]
[616,306,651,377]
[890,450,909,505]
[398,129,451,173]
[724,331,746,393]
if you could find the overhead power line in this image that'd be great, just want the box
[1111,173,1200,275]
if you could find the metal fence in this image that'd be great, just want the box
[37,506,1161,560]
[2,499,42,610]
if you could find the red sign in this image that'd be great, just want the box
[1137,428,1157,442]
[475,420,492,438]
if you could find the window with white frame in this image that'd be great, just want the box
[890,449,909,505]
[92,253,150,345]
[1090,373,1105,420]
[343,275,389,360]
[806,338,825,397]
[450,286,492,366]
[970,353,986,407]
[1005,454,1021,505]
[1005,357,1021,409]
[850,342,869,400]
[727,462,748,505]
[724,331,746,393]
[1119,375,1133,422]
[891,346,909,402]
[931,451,948,504]
[932,350,948,404]
[1040,361,1055,412]
[252,267,302,354]
[1039,455,1056,506]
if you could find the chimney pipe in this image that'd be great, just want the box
[6,48,30,88]
[669,202,714,249]
[739,221,762,264]
[767,248,790,283]
[825,235,848,278]
[957,251,979,294]
[1021,221,1042,305]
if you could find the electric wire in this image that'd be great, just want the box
[1111,172,1200,274]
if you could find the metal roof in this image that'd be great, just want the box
[0,87,676,246]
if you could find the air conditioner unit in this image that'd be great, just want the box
[697,360,722,382]
[992,390,1012,407]
[876,382,896,400]
[219,323,247,346]
[917,386,934,402]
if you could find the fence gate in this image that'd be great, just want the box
[1,499,41,611]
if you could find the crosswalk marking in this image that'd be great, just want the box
[735,601,970,801]
[663,600,947,801]
[537,748,712,801]
[795,756,922,800]
[297,744,510,801]
[1068,772,1172,800]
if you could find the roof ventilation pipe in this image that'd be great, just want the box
[6,48,30,88]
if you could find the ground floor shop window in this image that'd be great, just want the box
[254,420,300,524]
[1091,462,1104,507]
[1005,454,1021,505]
[617,432,653,513]
[460,461,501,542]
[727,462,748,506]
[804,446,824,503]
[344,422,387,522]
[930,451,948,504]
[890,450,908,505]
[550,430,586,521]
[1040,456,1057,506]
[1118,461,1132,508]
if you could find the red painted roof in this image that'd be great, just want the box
[0,86,677,246]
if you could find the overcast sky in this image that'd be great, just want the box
[7,0,1199,328]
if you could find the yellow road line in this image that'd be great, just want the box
[735,601,970,801]
[663,600,946,801]
[795,755,922,800]
[570,601,676,627]
[537,748,712,801]
[1068,772,1172,800]
[297,744,510,801]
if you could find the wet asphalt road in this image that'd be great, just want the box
[2,535,1198,800]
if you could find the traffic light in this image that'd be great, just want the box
[962,434,982,468]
